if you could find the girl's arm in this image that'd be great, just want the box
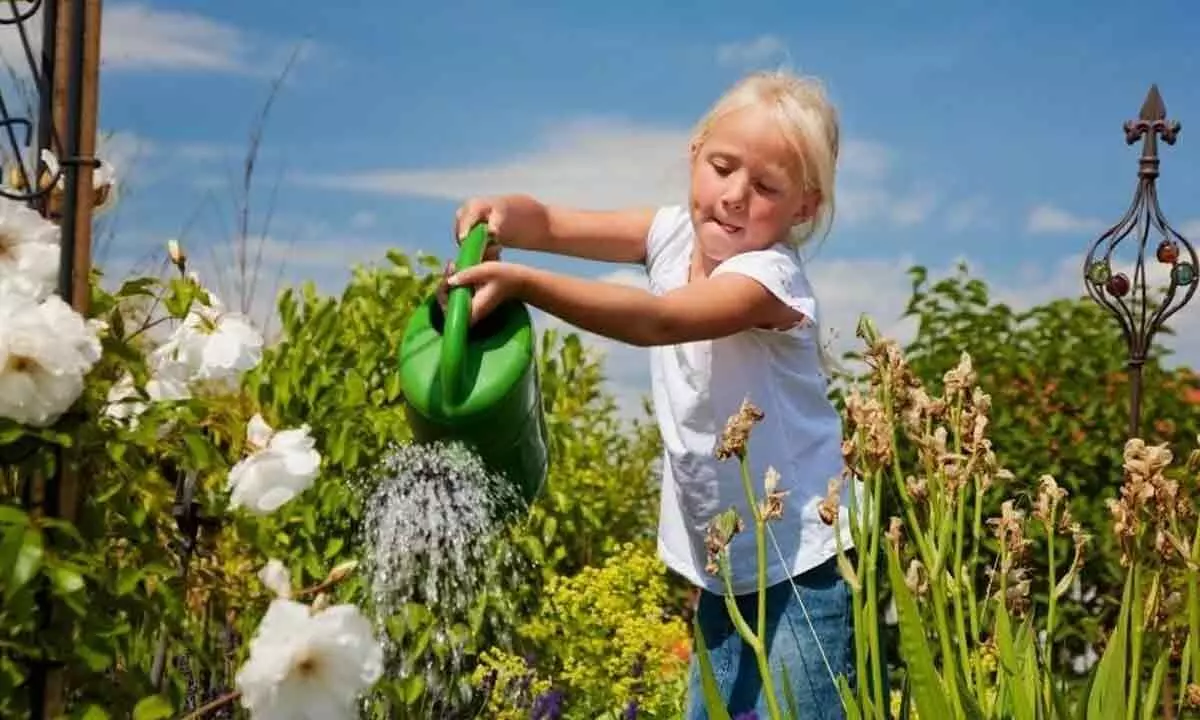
[456,194,657,264]
[449,262,805,347]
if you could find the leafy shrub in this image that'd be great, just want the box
[474,542,691,719]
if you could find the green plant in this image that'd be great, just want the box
[471,542,690,718]
[889,262,1200,661]
[691,312,1200,720]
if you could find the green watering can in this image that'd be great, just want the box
[398,223,549,506]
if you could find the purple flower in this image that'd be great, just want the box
[733,712,759,720]
[623,699,640,719]
[531,687,565,720]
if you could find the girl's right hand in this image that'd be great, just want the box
[453,194,548,251]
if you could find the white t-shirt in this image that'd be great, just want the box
[644,205,852,596]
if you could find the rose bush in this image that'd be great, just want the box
[0,172,668,717]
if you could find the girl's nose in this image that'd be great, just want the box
[721,179,748,209]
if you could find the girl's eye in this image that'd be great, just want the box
[755,182,778,195]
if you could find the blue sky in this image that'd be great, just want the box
[28,0,1200,411]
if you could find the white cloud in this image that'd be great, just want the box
[102,4,250,72]
[944,195,995,233]
[716,34,790,69]
[301,118,940,229]
[1178,219,1200,240]
[350,211,377,230]
[303,118,692,210]
[0,3,306,76]
[1027,204,1105,235]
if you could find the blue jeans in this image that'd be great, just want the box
[685,556,855,719]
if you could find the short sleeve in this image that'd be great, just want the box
[712,247,817,323]
[644,205,691,279]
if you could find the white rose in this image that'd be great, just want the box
[258,559,292,600]
[227,414,321,514]
[235,598,384,720]
[152,289,263,389]
[0,195,62,301]
[0,290,102,427]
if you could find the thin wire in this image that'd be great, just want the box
[761,520,841,688]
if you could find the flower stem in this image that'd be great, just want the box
[843,470,871,715]
[967,477,984,689]
[1189,522,1200,687]
[1127,564,1146,720]
[738,458,767,644]
[719,554,784,720]
[180,690,241,720]
[1043,511,1059,711]
[864,470,885,716]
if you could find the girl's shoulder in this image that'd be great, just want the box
[713,244,817,326]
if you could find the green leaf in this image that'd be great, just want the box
[0,420,29,445]
[132,694,173,720]
[1087,568,1133,720]
[6,526,43,597]
[323,537,345,560]
[116,277,159,298]
[0,506,27,525]
[402,673,426,705]
[75,636,113,672]
[692,613,733,720]
[1140,648,1171,720]
[48,563,85,595]
[75,705,111,720]
[835,675,862,720]
[162,277,197,318]
[885,543,954,720]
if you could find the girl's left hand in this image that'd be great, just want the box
[443,260,527,325]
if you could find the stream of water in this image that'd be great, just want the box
[357,440,528,716]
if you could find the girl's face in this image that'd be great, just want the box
[688,105,818,265]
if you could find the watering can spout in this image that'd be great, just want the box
[398,223,549,508]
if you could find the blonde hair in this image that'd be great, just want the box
[691,69,844,378]
[689,69,840,250]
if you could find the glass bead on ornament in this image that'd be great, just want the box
[1106,272,1131,298]
[1087,261,1112,285]
[1157,239,1180,264]
[1172,261,1196,287]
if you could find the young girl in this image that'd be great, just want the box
[445,70,854,719]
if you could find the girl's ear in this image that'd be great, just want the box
[791,188,821,224]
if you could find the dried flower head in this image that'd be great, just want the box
[715,399,764,461]
[904,559,928,597]
[1186,683,1200,709]
[704,508,744,575]
[817,476,840,526]
[844,390,893,466]
[943,352,976,399]
[885,517,904,549]
[1033,474,1068,526]
[988,500,1030,570]
[761,466,789,522]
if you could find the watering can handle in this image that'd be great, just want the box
[440,223,491,407]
